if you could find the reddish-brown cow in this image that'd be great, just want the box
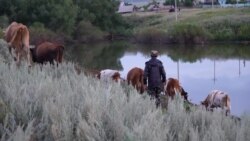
[127,67,145,94]
[30,41,64,64]
[4,21,31,66]
[165,78,188,100]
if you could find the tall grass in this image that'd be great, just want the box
[0,40,250,141]
[169,23,209,44]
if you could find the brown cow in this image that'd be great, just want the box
[30,41,64,64]
[3,21,32,66]
[165,78,188,100]
[127,67,145,94]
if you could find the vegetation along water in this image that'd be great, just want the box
[1,0,250,140]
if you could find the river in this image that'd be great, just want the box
[66,41,250,116]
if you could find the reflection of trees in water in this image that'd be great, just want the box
[125,43,250,62]
[66,41,250,70]
[65,42,128,70]
[166,44,250,63]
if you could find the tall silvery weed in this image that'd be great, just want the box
[0,39,250,141]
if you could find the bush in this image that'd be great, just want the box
[0,42,250,141]
[0,15,9,39]
[74,20,105,43]
[204,19,250,41]
[0,28,3,39]
[213,28,234,41]
[238,24,250,41]
[170,23,208,44]
[135,27,169,44]
[29,22,64,46]
[0,15,9,28]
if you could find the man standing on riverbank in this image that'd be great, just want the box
[143,50,166,107]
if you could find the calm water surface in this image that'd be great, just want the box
[66,42,250,116]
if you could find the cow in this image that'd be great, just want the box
[3,21,32,66]
[165,78,188,101]
[126,67,145,94]
[30,41,64,64]
[201,90,231,116]
[97,69,122,84]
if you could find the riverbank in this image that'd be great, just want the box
[123,7,250,44]
[1,7,250,45]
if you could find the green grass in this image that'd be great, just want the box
[124,8,250,43]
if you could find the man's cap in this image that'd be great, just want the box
[151,50,158,57]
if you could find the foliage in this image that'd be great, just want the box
[29,22,64,46]
[73,0,129,34]
[0,40,250,141]
[0,28,3,39]
[164,0,193,7]
[0,15,9,28]
[164,0,180,6]
[169,23,209,44]
[74,20,105,43]
[237,24,250,41]
[134,27,169,44]
[203,19,250,41]
[126,8,250,44]
[0,0,129,38]
[0,0,77,35]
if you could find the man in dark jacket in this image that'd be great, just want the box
[143,50,166,107]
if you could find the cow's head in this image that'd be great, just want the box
[112,72,121,84]
[166,78,182,99]
[201,100,208,108]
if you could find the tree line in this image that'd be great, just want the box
[0,0,130,41]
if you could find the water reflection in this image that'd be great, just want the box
[66,42,250,116]
[65,42,128,70]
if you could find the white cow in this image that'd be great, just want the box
[201,90,231,116]
[97,69,122,84]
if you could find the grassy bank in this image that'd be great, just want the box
[2,8,249,45]
[1,40,250,141]
[124,8,250,44]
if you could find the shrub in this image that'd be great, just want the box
[213,27,234,41]
[0,28,3,39]
[29,22,64,46]
[0,42,250,141]
[0,15,9,28]
[170,23,208,44]
[135,27,169,44]
[238,24,250,41]
[74,20,105,43]
[204,19,250,41]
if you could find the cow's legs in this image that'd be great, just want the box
[26,47,32,67]
[16,52,20,66]
[7,44,17,61]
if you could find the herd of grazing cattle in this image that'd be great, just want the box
[3,21,64,66]
[95,68,232,116]
[2,22,232,116]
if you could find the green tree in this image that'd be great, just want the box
[0,0,77,34]
[73,0,129,34]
